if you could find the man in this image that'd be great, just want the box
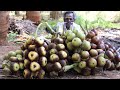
[54,11,84,35]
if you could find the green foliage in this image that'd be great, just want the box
[75,15,120,31]
[7,31,18,42]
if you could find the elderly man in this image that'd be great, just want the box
[54,11,84,35]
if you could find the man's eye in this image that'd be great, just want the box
[65,18,72,20]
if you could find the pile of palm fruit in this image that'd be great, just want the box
[2,26,120,79]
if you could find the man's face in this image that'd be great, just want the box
[64,13,74,26]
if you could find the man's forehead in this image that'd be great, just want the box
[65,13,74,18]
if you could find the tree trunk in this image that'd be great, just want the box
[26,11,41,24]
[15,11,20,16]
[50,11,62,20]
[0,11,10,45]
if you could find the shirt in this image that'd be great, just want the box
[55,22,84,34]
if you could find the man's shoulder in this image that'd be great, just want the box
[73,22,80,27]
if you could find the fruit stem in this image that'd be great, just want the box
[14,40,26,43]
[35,23,43,38]
[63,63,78,72]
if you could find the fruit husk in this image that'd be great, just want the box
[37,69,45,79]
[59,60,67,67]
[91,43,97,49]
[28,51,39,61]
[43,42,49,50]
[2,66,12,75]
[35,37,44,47]
[81,67,91,76]
[80,50,90,59]
[58,50,68,60]
[19,62,24,70]
[23,69,31,79]
[39,56,47,67]
[30,62,41,72]
[38,46,46,56]
[8,51,16,59]
[49,48,58,55]
[72,53,81,63]
[81,40,91,51]
[9,56,18,62]
[72,37,82,48]
[97,43,106,50]
[86,31,95,38]
[24,59,31,69]
[78,61,86,69]
[23,49,29,59]
[56,44,65,51]
[2,60,10,69]
[105,50,115,60]
[108,62,115,71]
[87,58,97,68]
[53,62,62,72]
[54,37,64,44]
[97,56,106,67]
[28,45,36,51]
[115,54,120,63]
[15,50,23,56]
[91,36,100,44]
[49,54,59,63]
[89,49,98,57]
[48,43,56,50]
[91,67,98,75]
[3,54,9,60]
[67,42,74,51]
[45,63,53,72]
[10,62,20,72]
[116,62,120,70]
[103,59,112,70]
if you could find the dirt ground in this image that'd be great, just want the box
[0,27,120,79]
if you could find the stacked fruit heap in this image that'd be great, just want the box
[62,29,120,76]
[2,35,71,79]
[2,28,120,78]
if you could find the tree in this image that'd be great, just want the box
[50,11,62,20]
[26,11,41,24]
[0,11,10,45]
[15,11,20,16]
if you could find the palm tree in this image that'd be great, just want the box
[0,11,10,45]
[26,11,41,24]
[50,11,62,20]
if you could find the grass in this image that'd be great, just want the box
[7,31,18,42]
[75,15,120,31]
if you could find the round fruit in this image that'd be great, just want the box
[97,56,106,67]
[53,62,62,72]
[89,49,98,57]
[81,51,90,59]
[81,40,91,51]
[30,62,41,72]
[88,58,97,68]
[58,50,68,59]
[72,53,81,62]
[72,37,82,47]
[50,54,59,62]
[28,51,39,61]
[91,36,100,44]
[78,61,86,69]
